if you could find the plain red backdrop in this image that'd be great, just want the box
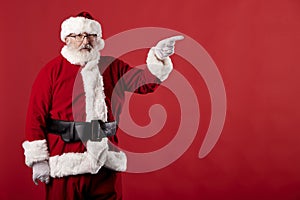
[1,0,300,199]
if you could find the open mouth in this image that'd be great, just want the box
[80,47,91,51]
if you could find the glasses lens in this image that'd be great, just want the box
[75,35,84,41]
[71,34,97,42]
[87,35,97,41]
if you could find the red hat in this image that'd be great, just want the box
[60,12,102,42]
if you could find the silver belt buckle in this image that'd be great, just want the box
[91,120,102,141]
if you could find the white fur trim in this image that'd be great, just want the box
[81,59,108,122]
[22,140,49,167]
[49,152,91,178]
[146,47,173,81]
[49,139,108,178]
[61,16,102,42]
[104,151,127,172]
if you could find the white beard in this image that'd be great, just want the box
[61,44,100,66]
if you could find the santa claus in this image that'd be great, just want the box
[22,11,183,200]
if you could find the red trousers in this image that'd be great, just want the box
[46,168,122,200]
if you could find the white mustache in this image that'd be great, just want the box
[80,44,92,50]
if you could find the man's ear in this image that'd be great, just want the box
[65,38,70,45]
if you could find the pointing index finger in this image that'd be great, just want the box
[167,35,184,42]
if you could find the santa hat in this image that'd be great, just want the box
[60,12,103,42]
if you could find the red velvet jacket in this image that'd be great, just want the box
[25,55,160,157]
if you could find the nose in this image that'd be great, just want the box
[82,36,89,44]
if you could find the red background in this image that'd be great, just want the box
[1,0,300,199]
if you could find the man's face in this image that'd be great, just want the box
[65,32,98,52]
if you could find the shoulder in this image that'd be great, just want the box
[35,55,66,80]
[43,55,65,70]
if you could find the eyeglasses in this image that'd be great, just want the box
[67,34,98,42]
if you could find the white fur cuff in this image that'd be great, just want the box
[22,139,49,167]
[146,47,173,81]
[104,151,127,172]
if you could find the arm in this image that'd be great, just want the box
[22,65,53,185]
[121,35,184,93]
[22,66,52,167]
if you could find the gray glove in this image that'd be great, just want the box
[154,35,184,60]
[32,160,50,185]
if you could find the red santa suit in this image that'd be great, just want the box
[22,12,173,200]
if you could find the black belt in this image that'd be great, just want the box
[46,119,117,143]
